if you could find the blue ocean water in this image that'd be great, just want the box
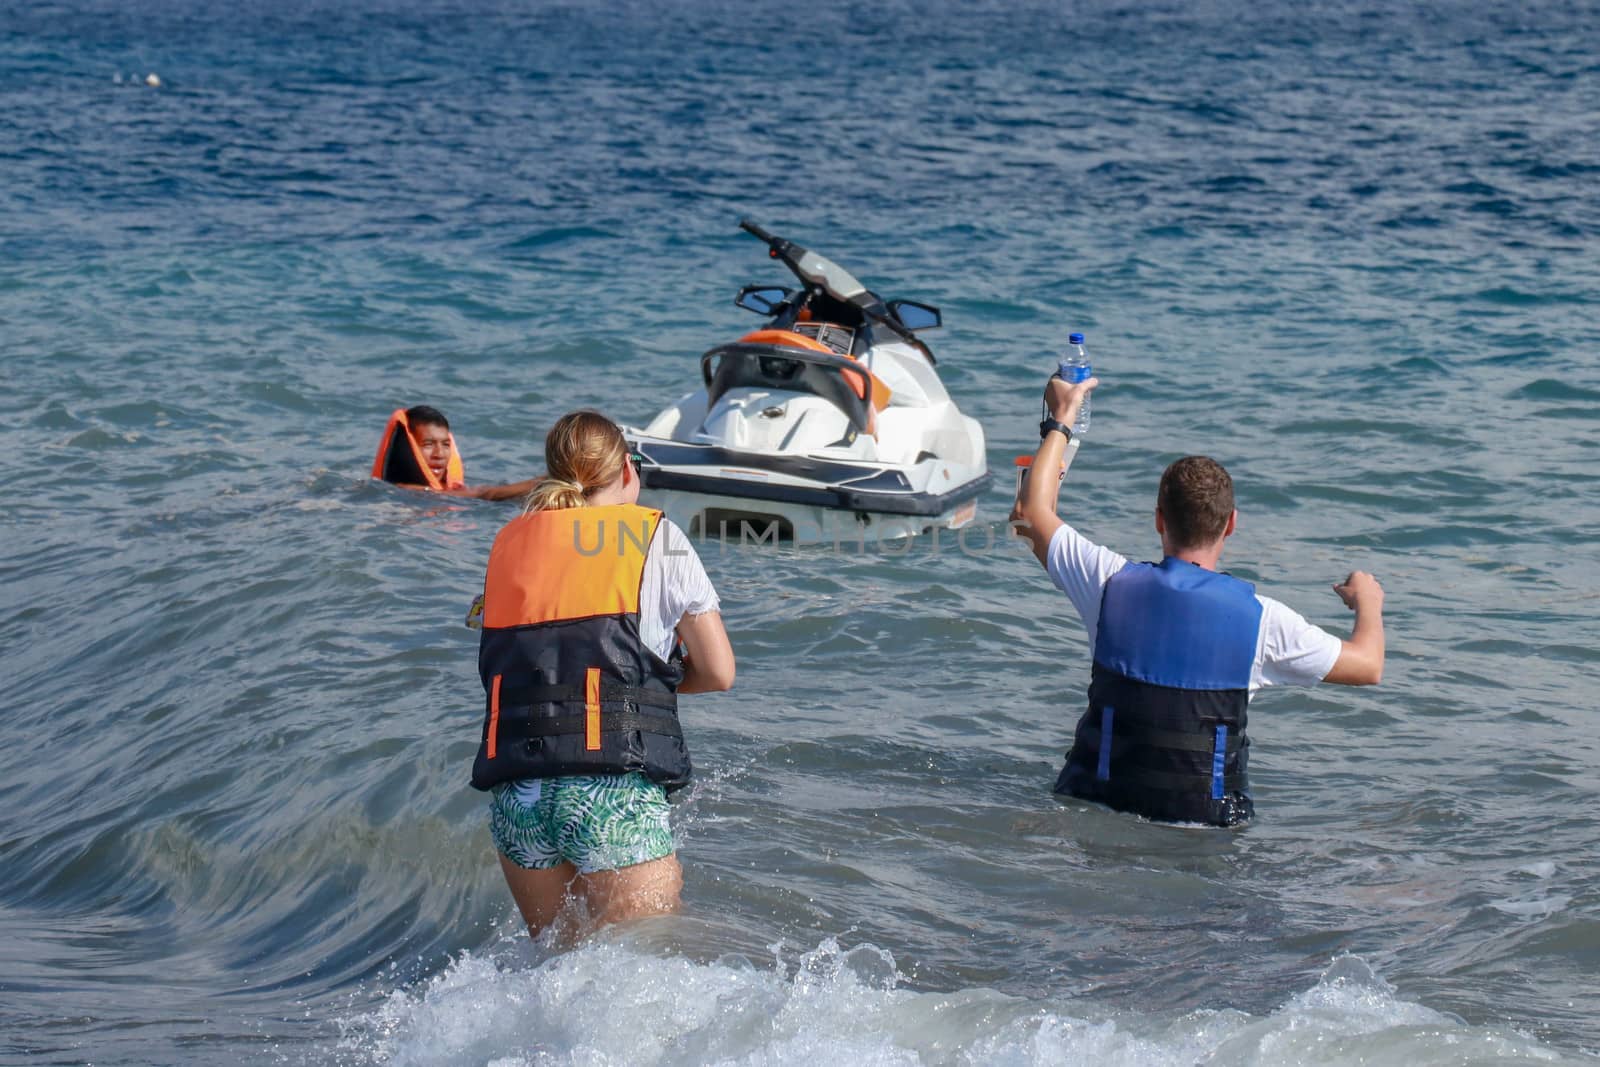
[3,0,1598,1063]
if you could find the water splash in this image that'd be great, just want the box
[331,940,1569,1067]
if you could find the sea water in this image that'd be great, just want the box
[2,0,1598,1063]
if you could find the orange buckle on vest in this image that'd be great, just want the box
[584,667,602,751]
[487,674,502,759]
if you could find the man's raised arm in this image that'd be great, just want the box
[1322,571,1385,685]
[1011,375,1097,566]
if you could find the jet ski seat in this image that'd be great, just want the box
[739,329,892,414]
[700,331,891,439]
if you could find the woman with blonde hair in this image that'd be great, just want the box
[469,410,734,939]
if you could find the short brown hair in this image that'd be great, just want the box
[404,404,449,431]
[1157,456,1235,549]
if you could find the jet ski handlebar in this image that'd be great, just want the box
[738,218,778,245]
[739,217,808,275]
[737,219,936,363]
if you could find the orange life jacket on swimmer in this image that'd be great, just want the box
[470,503,690,793]
[739,329,893,433]
[371,408,465,491]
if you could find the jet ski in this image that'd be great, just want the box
[624,220,991,542]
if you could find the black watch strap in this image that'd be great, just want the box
[1039,417,1073,442]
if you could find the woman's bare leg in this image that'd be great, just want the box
[498,853,578,939]
[579,853,683,928]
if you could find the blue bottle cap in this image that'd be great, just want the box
[1069,333,1085,344]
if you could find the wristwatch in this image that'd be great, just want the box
[1039,417,1073,442]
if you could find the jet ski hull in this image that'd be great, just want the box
[628,436,990,543]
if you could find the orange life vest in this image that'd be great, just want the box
[371,408,465,491]
[470,503,690,792]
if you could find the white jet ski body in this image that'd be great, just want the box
[624,221,990,543]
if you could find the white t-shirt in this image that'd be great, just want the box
[1045,523,1340,694]
[638,518,720,660]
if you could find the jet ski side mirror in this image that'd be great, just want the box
[736,286,793,315]
[887,300,941,331]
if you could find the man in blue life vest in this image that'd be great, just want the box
[1011,373,1385,826]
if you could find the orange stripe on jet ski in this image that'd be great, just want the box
[737,329,893,419]
[740,328,835,353]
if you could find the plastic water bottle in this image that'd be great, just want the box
[1057,332,1091,436]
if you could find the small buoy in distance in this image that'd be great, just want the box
[145,72,161,87]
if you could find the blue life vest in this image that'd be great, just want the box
[1054,557,1262,826]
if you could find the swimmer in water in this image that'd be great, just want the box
[373,405,542,502]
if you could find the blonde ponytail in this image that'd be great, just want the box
[522,477,587,513]
[522,410,628,514]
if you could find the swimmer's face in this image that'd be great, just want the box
[411,422,452,483]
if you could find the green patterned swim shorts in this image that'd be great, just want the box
[488,773,675,874]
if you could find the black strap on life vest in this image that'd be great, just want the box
[499,681,679,711]
[495,681,682,739]
[1070,708,1247,795]
[1056,668,1254,827]
[508,710,682,738]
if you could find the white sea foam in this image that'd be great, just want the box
[339,939,1569,1066]
[1490,894,1572,919]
